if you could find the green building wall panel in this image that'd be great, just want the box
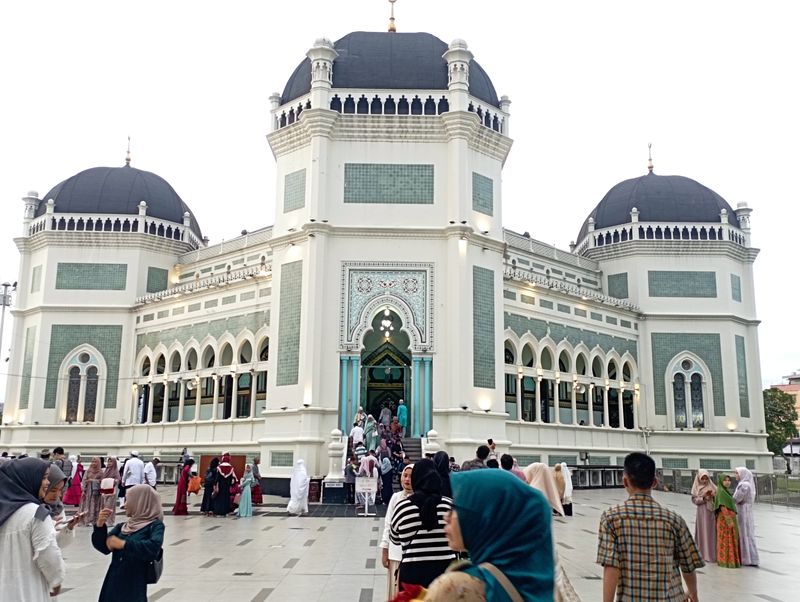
[648,271,717,298]
[735,335,750,417]
[607,273,629,299]
[472,172,494,216]
[19,326,37,409]
[56,263,127,290]
[135,311,270,354]
[344,163,434,204]
[276,261,303,386]
[146,267,169,293]
[473,266,495,389]
[731,274,742,302]
[283,169,307,212]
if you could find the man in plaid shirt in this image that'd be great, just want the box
[597,452,703,602]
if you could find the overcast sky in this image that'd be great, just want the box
[1,0,798,401]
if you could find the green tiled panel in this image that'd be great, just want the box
[588,456,611,466]
[271,451,294,467]
[172,307,184,316]
[551,269,562,276]
[240,291,256,301]
[30,265,42,293]
[539,299,554,309]
[45,325,122,409]
[472,266,495,389]
[549,455,577,465]
[662,458,689,469]
[606,316,618,325]
[146,267,169,293]
[650,333,724,415]
[590,312,602,321]
[557,304,570,314]
[520,294,535,305]
[135,311,270,354]
[157,310,169,319]
[343,163,434,204]
[583,278,598,286]
[503,290,516,300]
[745,459,755,470]
[514,454,541,466]
[574,308,587,317]
[188,303,201,312]
[504,313,638,360]
[620,320,632,328]
[56,263,127,290]
[472,172,494,216]
[699,458,731,470]
[283,169,307,212]
[205,299,218,309]
[222,295,236,305]
[259,288,271,297]
[648,271,717,298]
[214,263,227,270]
[19,326,37,409]
[179,271,195,280]
[731,274,742,302]
[143,314,154,323]
[607,273,629,299]
[735,335,750,417]
[277,261,303,386]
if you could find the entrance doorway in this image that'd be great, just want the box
[361,309,411,426]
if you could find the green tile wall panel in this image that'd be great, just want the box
[551,269,562,276]
[19,326,37,409]
[557,304,570,314]
[514,454,541,466]
[472,172,494,216]
[30,265,42,293]
[277,260,303,386]
[188,302,201,312]
[283,169,307,212]
[271,451,294,467]
[731,274,742,302]
[583,278,598,286]
[143,314,154,322]
[232,258,244,265]
[146,267,169,293]
[179,271,195,280]
[157,310,169,319]
[172,307,184,316]
[240,291,256,301]
[588,456,611,465]
[607,273,629,299]
[343,163,434,204]
[539,299,554,309]
[590,312,602,321]
[735,335,750,417]
[259,288,271,297]
[662,458,689,469]
[204,299,218,309]
[565,272,576,280]
[222,295,237,305]
[504,313,638,360]
[549,455,577,465]
[472,266,495,389]
[699,458,731,470]
[520,294,535,305]
[214,263,227,270]
[135,311,270,354]
[45,325,122,408]
[516,258,530,266]
[745,459,755,470]
[56,263,127,290]
[648,271,717,298]
[650,333,724,415]
[606,316,618,325]
[620,320,632,328]
[574,308,587,318]
[503,290,516,300]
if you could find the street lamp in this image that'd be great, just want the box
[0,282,17,362]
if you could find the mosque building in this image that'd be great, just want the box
[1,24,770,487]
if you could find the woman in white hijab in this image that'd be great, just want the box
[560,462,574,516]
[287,460,309,516]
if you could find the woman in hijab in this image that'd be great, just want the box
[92,484,165,601]
[381,464,414,599]
[690,469,717,562]
[380,456,395,505]
[552,464,566,508]
[213,453,238,516]
[62,454,83,506]
[389,458,456,590]
[172,458,195,516]
[237,464,254,518]
[287,459,310,516]
[100,456,121,526]
[251,456,263,505]
[714,473,741,568]
[425,469,554,601]
[0,457,65,600]
[432,450,452,498]
[79,456,103,525]
[559,462,574,516]
[733,467,760,566]
[365,414,379,451]
[357,454,380,509]
[43,464,83,549]
[201,457,220,516]
[523,463,564,516]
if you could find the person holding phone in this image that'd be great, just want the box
[43,464,84,549]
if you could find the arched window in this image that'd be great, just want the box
[58,348,106,423]
[690,373,704,428]
[673,373,687,428]
[84,367,98,422]
[66,367,81,422]
[669,355,707,429]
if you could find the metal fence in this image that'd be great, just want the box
[656,469,800,508]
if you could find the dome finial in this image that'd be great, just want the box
[388,0,397,32]
[125,136,131,167]
[647,142,654,173]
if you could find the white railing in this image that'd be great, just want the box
[504,229,601,272]
[579,221,746,253]
[135,263,272,305]
[177,226,273,265]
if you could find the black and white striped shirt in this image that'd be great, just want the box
[389,496,456,564]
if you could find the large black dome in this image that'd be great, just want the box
[281,31,500,108]
[577,172,738,242]
[37,165,202,238]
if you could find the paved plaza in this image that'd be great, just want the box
[55,487,799,602]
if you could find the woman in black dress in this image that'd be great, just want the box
[200,457,219,516]
[212,453,238,516]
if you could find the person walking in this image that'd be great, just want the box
[121,451,144,509]
[62,455,83,506]
[461,445,490,471]
[380,456,394,506]
[0,457,66,600]
[237,464,255,518]
[172,458,195,515]
[596,452,703,602]
[350,421,365,448]
[500,453,527,482]
[380,463,414,599]
[355,406,367,428]
[100,456,121,527]
[733,467,760,567]
[524,462,564,515]
[397,399,408,438]
[44,464,83,549]
[357,454,380,510]
[379,403,392,428]
[251,456,263,505]
[213,454,237,516]
[287,459,309,516]
[691,469,717,563]
[344,455,358,504]
[143,457,160,488]
[714,474,741,569]
[79,456,104,526]
[201,457,220,516]
[365,414,379,451]
[52,447,72,484]
[427,468,555,601]
[560,462,574,516]
[92,484,165,602]
[433,450,453,498]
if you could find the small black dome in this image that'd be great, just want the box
[577,172,738,242]
[37,165,202,239]
[282,31,500,108]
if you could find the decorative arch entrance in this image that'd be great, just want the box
[361,309,411,426]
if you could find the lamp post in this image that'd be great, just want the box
[0,282,16,362]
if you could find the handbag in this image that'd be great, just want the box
[100,477,116,495]
[91,479,101,494]
[145,548,164,584]
[233,493,242,505]
[479,562,524,602]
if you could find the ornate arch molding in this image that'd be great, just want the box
[340,262,434,352]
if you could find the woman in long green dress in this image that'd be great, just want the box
[237,465,254,518]
[364,415,379,451]
[714,474,741,568]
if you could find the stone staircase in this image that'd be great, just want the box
[402,437,423,462]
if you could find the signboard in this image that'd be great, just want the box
[355,476,378,493]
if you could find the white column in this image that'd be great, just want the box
[516,372,523,421]
[211,375,220,420]
[618,384,625,430]
[588,385,595,426]
[571,378,578,425]
[603,385,610,428]
[230,373,238,419]
[535,376,542,422]
[177,380,185,422]
[633,385,640,430]
[193,380,201,422]
[161,380,169,423]
[250,373,258,418]
[146,382,155,423]
[77,374,87,422]
[554,376,561,425]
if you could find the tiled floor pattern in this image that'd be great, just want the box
[55,488,799,601]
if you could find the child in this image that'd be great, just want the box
[714,474,741,568]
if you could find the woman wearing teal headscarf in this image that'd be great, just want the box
[427,468,554,601]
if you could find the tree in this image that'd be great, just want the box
[763,388,798,456]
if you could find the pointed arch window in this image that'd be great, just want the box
[58,348,106,423]
[669,355,708,429]
[66,367,81,422]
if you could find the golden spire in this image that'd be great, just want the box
[647,142,654,173]
[125,136,131,166]
[388,0,397,32]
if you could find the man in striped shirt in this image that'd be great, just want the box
[389,459,456,590]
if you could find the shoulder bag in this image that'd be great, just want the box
[146,547,164,584]
[478,562,524,602]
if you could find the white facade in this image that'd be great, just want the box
[1,33,770,484]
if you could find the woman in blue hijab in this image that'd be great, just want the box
[427,468,554,601]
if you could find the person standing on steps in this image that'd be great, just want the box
[397,399,408,438]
